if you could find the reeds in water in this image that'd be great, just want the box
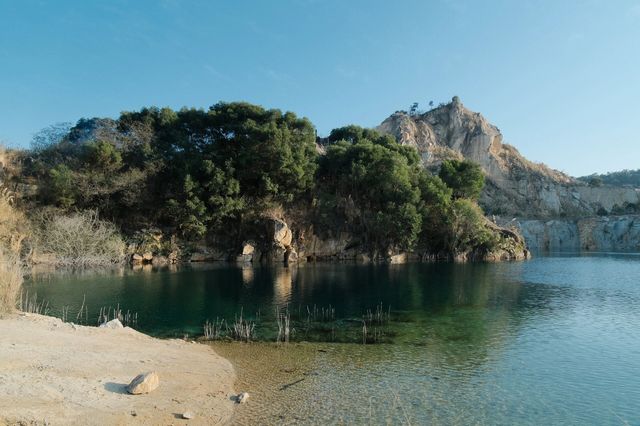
[203,317,226,340]
[276,306,292,343]
[362,302,392,344]
[306,304,335,323]
[20,290,49,315]
[97,303,138,327]
[229,308,255,342]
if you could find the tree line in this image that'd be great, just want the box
[25,101,493,257]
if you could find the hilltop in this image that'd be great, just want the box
[378,97,640,218]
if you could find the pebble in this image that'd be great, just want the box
[237,392,249,404]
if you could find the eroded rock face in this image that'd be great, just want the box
[516,215,640,251]
[126,371,160,395]
[378,98,640,218]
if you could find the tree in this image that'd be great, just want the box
[45,164,76,208]
[317,127,423,252]
[438,159,485,200]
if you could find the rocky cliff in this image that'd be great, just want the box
[378,97,640,219]
[514,215,640,252]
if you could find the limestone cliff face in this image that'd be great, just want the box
[516,215,640,252]
[378,97,640,219]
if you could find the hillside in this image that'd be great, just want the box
[578,170,640,189]
[378,97,640,218]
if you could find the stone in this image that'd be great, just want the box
[284,248,298,263]
[126,371,160,395]
[237,392,249,404]
[151,255,168,266]
[389,253,408,264]
[142,252,153,262]
[131,253,143,264]
[99,319,123,329]
[273,219,293,248]
[182,412,195,420]
[241,243,255,256]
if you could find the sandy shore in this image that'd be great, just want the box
[0,313,236,425]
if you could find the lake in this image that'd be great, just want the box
[25,254,640,425]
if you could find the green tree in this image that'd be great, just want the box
[438,159,485,200]
[318,127,423,252]
[46,164,76,208]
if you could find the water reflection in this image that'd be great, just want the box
[24,256,640,424]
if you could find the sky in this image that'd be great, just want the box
[0,0,638,176]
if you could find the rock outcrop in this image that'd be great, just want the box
[378,97,640,219]
[515,215,640,252]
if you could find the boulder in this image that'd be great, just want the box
[182,412,195,420]
[99,319,123,329]
[151,255,168,266]
[142,252,153,262]
[126,371,160,395]
[236,242,257,263]
[273,219,293,248]
[389,253,408,264]
[131,253,143,264]
[285,248,298,264]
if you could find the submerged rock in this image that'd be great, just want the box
[126,371,160,395]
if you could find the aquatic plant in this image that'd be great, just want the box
[19,290,49,315]
[203,317,226,340]
[276,306,292,343]
[228,308,256,342]
[97,304,138,327]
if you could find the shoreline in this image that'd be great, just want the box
[0,313,237,425]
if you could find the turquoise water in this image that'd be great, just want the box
[26,254,640,424]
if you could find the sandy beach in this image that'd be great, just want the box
[0,313,236,425]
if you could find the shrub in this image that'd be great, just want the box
[31,209,125,266]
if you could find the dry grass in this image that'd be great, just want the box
[0,248,23,314]
[0,163,26,314]
[0,188,28,255]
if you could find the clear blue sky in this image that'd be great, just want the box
[1,0,638,176]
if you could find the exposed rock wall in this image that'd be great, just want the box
[515,215,640,252]
[378,98,640,219]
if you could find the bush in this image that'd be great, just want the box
[31,209,125,266]
[447,199,498,253]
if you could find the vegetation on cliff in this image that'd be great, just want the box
[9,101,525,263]
[578,170,640,189]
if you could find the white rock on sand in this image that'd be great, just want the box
[126,371,160,395]
[0,313,237,425]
